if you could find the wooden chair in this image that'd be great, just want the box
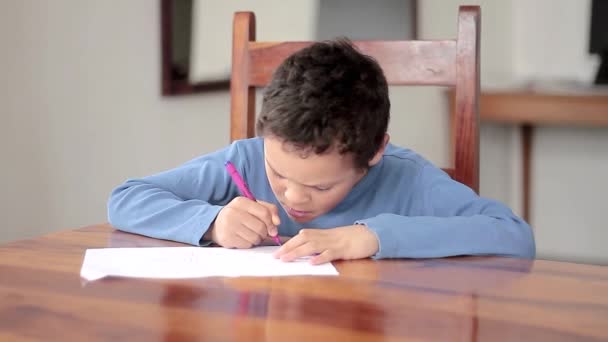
[230,6,480,192]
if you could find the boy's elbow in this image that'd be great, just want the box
[518,239,536,259]
[107,202,121,229]
[524,238,536,259]
[512,221,536,259]
[107,184,130,229]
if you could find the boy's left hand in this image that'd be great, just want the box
[273,225,379,264]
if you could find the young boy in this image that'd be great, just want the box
[108,39,535,264]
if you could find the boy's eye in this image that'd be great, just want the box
[270,167,330,191]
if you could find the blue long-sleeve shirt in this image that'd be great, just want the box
[108,138,535,259]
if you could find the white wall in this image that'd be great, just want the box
[0,1,230,241]
[512,0,598,82]
[190,0,319,82]
[511,0,608,264]
[0,0,325,243]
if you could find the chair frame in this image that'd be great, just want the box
[230,6,480,192]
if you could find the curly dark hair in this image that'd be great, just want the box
[256,38,390,169]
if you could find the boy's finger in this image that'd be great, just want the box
[279,242,318,262]
[273,234,303,258]
[261,235,290,246]
[240,200,278,235]
[310,250,334,265]
[257,201,281,226]
[236,224,263,246]
[225,234,254,249]
[241,212,270,238]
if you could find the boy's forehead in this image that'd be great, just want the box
[263,137,357,182]
[263,136,347,159]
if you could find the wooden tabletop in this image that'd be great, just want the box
[480,89,608,127]
[1,224,607,341]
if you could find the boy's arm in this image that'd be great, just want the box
[107,145,240,246]
[357,165,536,259]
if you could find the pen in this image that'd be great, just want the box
[225,161,282,246]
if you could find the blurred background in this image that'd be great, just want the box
[1,0,606,264]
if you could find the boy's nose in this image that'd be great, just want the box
[284,186,309,205]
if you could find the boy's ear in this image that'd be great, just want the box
[368,134,390,167]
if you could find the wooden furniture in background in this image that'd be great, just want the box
[1,223,608,340]
[230,6,481,192]
[480,87,608,223]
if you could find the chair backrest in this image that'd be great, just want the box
[230,6,480,192]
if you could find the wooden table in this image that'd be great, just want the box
[479,88,608,223]
[1,223,607,341]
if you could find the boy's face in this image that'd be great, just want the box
[263,136,367,223]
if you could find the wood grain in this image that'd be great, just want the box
[452,6,480,193]
[247,40,457,87]
[1,223,607,341]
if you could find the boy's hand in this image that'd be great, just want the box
[260,235,289,246]
[206,197,280,248]
[273,225,379,264]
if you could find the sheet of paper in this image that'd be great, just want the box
[80,246,338,281]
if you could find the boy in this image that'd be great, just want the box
[108,39,535,264]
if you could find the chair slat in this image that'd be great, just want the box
[248,41,457,87]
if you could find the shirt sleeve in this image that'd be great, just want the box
[107,144,242,246]
[357,164,536,259]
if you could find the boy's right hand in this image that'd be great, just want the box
[205,197,280,248]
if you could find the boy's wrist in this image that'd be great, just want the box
[354,224,380,257]
[202,223,216,243]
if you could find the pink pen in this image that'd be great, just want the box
[225,161,282,246]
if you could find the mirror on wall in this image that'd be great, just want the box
[161,0,229,95]
[161,0,417,96]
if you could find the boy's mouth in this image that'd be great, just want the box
[285,206,312,219]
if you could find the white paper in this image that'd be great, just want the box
[80,246,338,281]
